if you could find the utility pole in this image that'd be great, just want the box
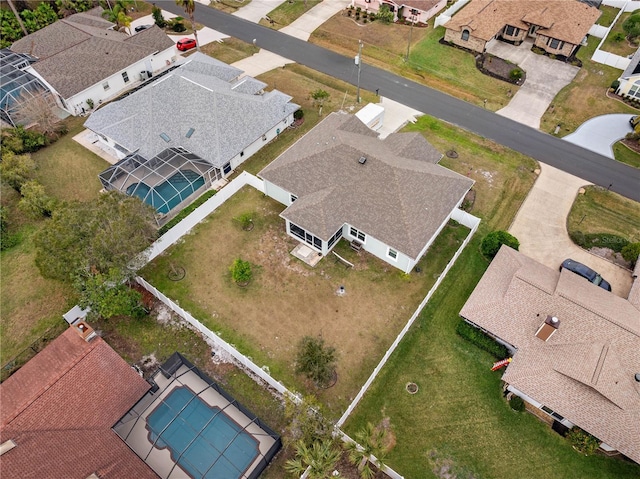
[355,40,363,103]
[405,16,415,62]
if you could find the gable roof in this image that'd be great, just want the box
[446,0,601,44]
[460,246,640,464]
[10,8,174,99]
[84,53,299,169]
[259,112,473,259]
[620,47,640,80]
[0,327,155,478]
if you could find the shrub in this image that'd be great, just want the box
[613,32,625,42]
[172,21,186,32]
[509,395,525,412]
[86,98,94,110]
[610,79,620,90]
[509,68,523,81]
[481,230,520,258]
[566,427,600,455]
[295,336,337,387]
[152,4,166,28]
[621,242,640,265]
[230,258,252,284]
[293,109,304,120]
[158,190,216,235]
[234,212,254,230]
[456,320,509,358]
[376,4,394,24]
[569,232,629,253]
[0,206,19,251]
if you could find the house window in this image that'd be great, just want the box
[547,38,564,50]
[541,405,565,421]
[327,226,343,249]
[290,194,297,203]
[387,248,398,260]
[223,162,231,175]
[290,222,322,250]
[102,81,110,91]
[505,25,520,36]
[122,72,129,83]
[349,226,366,243]
[628,81,640,99]
[461,29,470,41]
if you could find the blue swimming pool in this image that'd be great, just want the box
[147,387,259,479]
[126,169,205,215]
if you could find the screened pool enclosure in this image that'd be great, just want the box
[99,147,219,216]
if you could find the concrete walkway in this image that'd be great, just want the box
[509,163,632,297]
[564,113,635,159]
[486,39,579,129]
[280,0,350,41]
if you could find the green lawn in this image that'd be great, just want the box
[596,6,620,28]
[613,140,640,168]
[600,12,637,57]
[200,37,259,65]
[258,0,322,29]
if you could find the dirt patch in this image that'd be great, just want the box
[427,450,478,479]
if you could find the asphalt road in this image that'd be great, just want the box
[164,3,640,202]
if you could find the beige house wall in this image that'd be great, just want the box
[444,27,488,52]
[534,34,577,57]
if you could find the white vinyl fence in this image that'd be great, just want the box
[434,0,471,27]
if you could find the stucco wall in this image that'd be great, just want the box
[617,77,640,96]
[534,35,577,57]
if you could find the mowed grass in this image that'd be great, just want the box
[200,37,259,65]
[600,12,637,57]
[140,185,469,417]
[567,185,640,242]
[613,140,640,168]
[209,0,251,14]
[258,0,322,29]
[596,6,620,28]
[310,17,517,110]
[540,36,637,135]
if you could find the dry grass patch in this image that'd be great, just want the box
[141,185,467,415]
[200,37,259,65]
[210,0,250,14]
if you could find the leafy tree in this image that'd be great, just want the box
[0,150,36,192]
[1,126,48,154]
[376,4,394,24]
[76,268,145,320]
[101,0,133,31]
[34,191,157,282]
[20,3,58,34]
[285,439,342,479]
[310,89,330,106]
[176,0,199,51]
[152,4,166,28]
[0,206,19,251]
[7,0,27,35]
[481,230,520,259]
[345,422,389,479]
[623,12,640,41]
[295,336,337,388]
[621,242,640,265]
[0,9,25,48]
[18,180,56,218]
[283,395,333,447]
[55,0,97,17]
[229,258,252,284]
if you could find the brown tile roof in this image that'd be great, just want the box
[10,9,174,99]
[460,246,640,464]
[259,113,473,259]
[445,0,601,44]
[0,328,155,479]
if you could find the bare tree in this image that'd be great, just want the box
[13,92,61,136]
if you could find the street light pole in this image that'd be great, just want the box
[405,16,415,62]
[355,39,363,103]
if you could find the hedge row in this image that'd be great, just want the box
[456,320,509,358]
[158,190,217,236]
[569,232,629,253]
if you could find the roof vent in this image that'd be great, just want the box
[358,156,367,165]
[635,373,640,382]
[160,133,171,143]
[0,440,16,456]
[186,128,195,138]
[535,315,560,341]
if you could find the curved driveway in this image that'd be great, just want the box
[564,113,635,159]
[163,3,640,202]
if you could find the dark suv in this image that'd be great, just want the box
[560,259,611,291]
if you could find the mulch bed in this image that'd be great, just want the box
[476,53,524,86]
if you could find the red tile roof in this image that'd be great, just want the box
[0,328,155,479]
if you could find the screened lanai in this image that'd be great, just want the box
[99,147,220,216]
[0,49,50,126]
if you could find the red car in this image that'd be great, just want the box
[176,38,197,51]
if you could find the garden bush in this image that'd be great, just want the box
[295,336,337,388]
[294,109,304,120]
[230,258,252,284]
[569,232,629,253]
[610,79,620,90]
[566,427,600,455]
[509,68,523,81]
[621,242,640,265]
[509,395,525,412]
[456,320,509,358]
[158,190,216,235]
[481,230,520,259]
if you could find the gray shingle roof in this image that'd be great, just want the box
[85,53,299,168]
[10,9,174,98]
[259,112,473,259]
[460,246,640,464]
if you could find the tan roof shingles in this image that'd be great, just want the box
[0,328,155,478]
[259,113,473,258]
[460,246,640,464]
[446,0,600,44]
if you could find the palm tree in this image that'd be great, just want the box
[102,0,133,32]
[285,439,341,479]
[345,422,388,479]
[175,0,199,51]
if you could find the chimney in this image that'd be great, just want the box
[74,321,97,342]
[535,315,560,341]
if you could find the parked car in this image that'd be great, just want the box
[630,115,640,128]
[176,38,197,51]
[560,259,611,291]
[134,24,152,32]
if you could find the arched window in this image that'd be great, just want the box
[461,29,470,41]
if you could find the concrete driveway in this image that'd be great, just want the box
[487,39,579,129]
[508,163,632,297]
[130,10,228,47]
[232,0,287,23]
[280,0,350,40]
[564,113,635,159]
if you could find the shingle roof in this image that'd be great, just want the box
[84,53,299,168]
[460,246,640,464]
[446,0,601,44]
[10,8,174,98]
[259,112,473,259]
[0,328,155,478]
